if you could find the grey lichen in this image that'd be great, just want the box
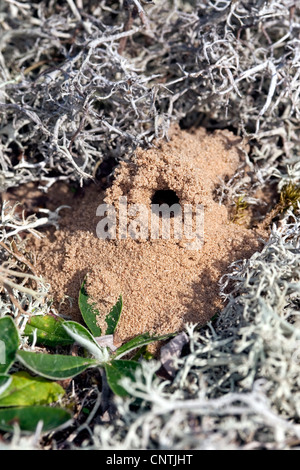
[0,0,300,450]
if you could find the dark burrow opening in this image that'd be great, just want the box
[151,189,180,218]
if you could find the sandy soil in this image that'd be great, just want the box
[22,126,265,342]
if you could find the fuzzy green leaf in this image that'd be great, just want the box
[105,360,140,396]
[0,317,19,374]
[0,406,71,433]
[17,350,99,380]
[0,371,65,407]
[24,315,74,347]
[105,295,122,335]
[63,321,109,363]
[78,279,102,337]
[113,332,175,360]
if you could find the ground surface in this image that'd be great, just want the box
[29,127,263,342]
[0,0,300,451]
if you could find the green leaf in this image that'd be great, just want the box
[78,279,102,337]
[24,315,74,347]
[63,321,110,363]
[113,332,175,360]
[105,295,122,335]
[0,406,71,433]
[17,350,99,380]
[0,375,12,396]
[105,360,140,396]
[0,371,64,407]
[131,346,154,362]
[0,317,19,374]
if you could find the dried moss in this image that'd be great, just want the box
[231,195,249,224]
[279,182,300,213]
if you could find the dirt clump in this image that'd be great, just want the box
[29,126,264,341]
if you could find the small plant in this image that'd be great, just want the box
[279,182,300,213]
[262,182,300,229]
[0,317,70,433]
[0,280,173,433]
[231,195,248,224]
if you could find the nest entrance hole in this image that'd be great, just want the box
[151,189,180,218]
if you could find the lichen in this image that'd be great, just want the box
[0,0,300,450]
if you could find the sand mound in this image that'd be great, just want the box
[30,127,263,341]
